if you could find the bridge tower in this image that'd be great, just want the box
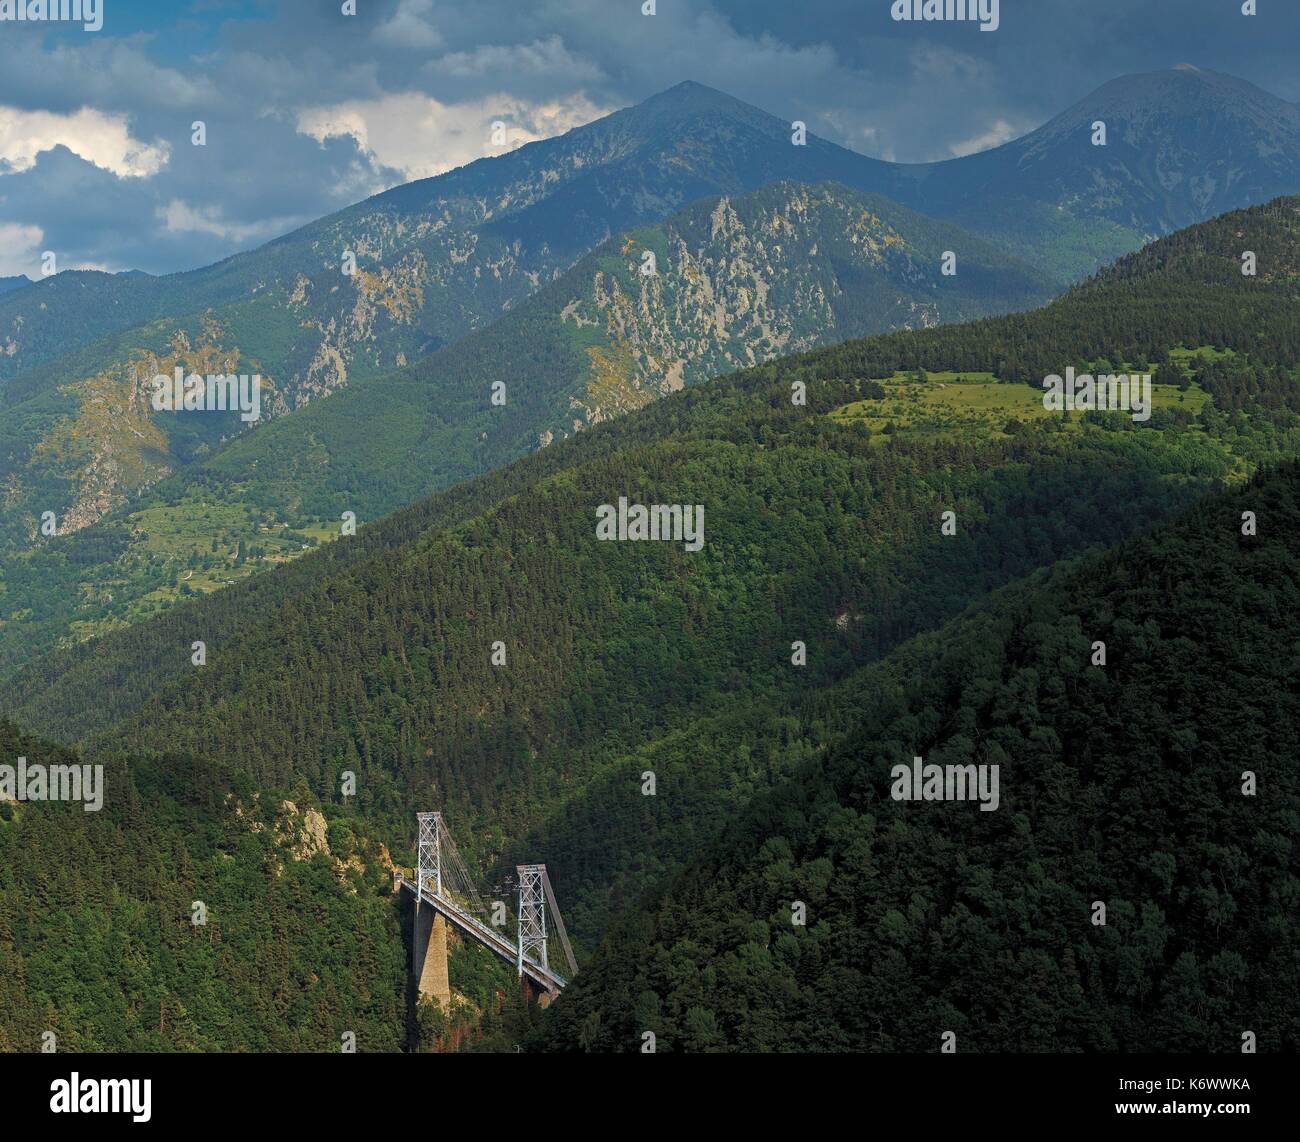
[516,863,577,1007]
[517,864,548,973]
[417,812,442,897]
[413,813,451,1010]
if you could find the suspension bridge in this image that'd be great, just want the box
[396,811,577,1008]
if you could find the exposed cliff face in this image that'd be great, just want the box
[264,798,376,890]
[276,800,330,862]
[555,182,1049,433]
[11,323,261,537]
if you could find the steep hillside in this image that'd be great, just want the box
[5,203,1300,957]
[538,463,1300,1052]
[0,720,408,1052]
[2,195,1298,680]
[0,180,1052,666]
[0,83,894,548]
[0,180,1045,556]
[6,404,1259,959]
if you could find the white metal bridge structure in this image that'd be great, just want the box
[397,811,577,1005]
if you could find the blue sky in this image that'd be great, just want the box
[0,0,1296,276]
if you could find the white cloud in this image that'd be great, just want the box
[434,36,605,83]
[948,119,1024,158]
[372,0,443,50]
[0,222,43,277]
[0,106,169,178]
[296,91,611,183]
[159,200,300,247]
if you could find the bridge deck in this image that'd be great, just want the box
[399,877,567,994]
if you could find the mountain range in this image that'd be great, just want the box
[2,67,1299,681]
[0,179,1051,670]
[6,65,1296,389]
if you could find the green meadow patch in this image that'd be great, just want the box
[60,500,340,641]
[829,370,1211,443]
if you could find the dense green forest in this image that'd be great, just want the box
[0,721,407,1052]
[1,197,1296,679]
[537,464,1300,1052]
[6,206,1300,959]
[13,428,1255,952]
[3,199,1299,1054]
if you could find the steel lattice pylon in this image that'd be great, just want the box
[417,812,442,898]
[516,864,548,974]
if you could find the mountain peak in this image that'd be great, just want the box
[1021,64,1300,149]
[660,79,714,95]
[1086,64,1291,106]
[0,274,33,297]
[627,78,780,127]
[648,79,735,102]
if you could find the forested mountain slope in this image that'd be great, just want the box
[0,181,1049,558]
[5,204,1300,958]
[4,64,1297,572]
[537,463,1300,1052]
[2,195,1298,686]
[3,196,1299,1051]
[0,721,407,1052]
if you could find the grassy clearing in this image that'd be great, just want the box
[63,500,340,639]
[829,369,1211,443]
